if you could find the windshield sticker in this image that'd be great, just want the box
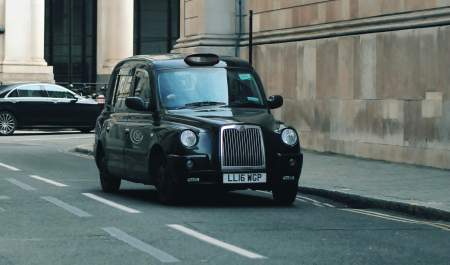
[238,73,252,80]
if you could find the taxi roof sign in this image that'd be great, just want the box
[184,54,220,66]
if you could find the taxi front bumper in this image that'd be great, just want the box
[166,153,303,190]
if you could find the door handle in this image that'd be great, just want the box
[124,128,130,134]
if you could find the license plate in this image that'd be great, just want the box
[223,173,266,184]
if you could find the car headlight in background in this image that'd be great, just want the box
[180,130,198,148]
[281,128,298,146]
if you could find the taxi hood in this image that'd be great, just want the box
[165,107,281,131]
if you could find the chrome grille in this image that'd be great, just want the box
[220,125,266,170]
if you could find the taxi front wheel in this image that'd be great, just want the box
[155,163,181,204]
[272,184,298,205]
[99,154,121,193]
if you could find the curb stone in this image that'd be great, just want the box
[299,186,450,222]
[73,146,94,156]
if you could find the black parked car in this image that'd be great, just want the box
[94,54,303,205]
[0,83,101,135]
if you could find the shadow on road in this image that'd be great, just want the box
[85,188,298,209]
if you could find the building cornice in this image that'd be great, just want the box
[241,7,450,46]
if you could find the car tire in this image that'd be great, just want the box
[272,184,298,206]
[0,111,17,136]
[98,153,121,193]
[155,163,181,205]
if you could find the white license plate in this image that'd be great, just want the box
[223,173,267,184]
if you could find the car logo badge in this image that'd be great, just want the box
[130,129,144,144]
[237,125,246,132]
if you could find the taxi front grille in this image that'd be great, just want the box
[220,125,266,170]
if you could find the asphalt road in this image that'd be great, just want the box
[0,131,449,265]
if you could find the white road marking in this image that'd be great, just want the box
[41,196,91,218]
[103,227,179,263]
[6,178,36,191]
[168,224,266,259]
[297,195,322,204]
[0,162,20,171]
[0,195,10,200]
[29,175,68,187]
[323,203,336,208]
[343,209,418,224]
[82,193,140,214]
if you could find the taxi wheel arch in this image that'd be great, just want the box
[97,144,121,193]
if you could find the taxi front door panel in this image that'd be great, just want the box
[124,112,154,181]
[104,113,128,176]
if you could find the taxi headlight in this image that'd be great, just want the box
[281,128,298,146]
[180,130,198,148]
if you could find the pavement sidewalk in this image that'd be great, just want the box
[74,144,450,221]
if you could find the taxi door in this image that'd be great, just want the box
[104,72,134,176]
[124,68,156,180]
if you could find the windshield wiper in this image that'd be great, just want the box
[184,101,228,108]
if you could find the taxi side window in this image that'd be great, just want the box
[113,74,133,112]
[133,69,151,105]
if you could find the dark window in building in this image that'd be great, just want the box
[134,0,180,55]
[44,0,97,84]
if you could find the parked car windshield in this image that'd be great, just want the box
[157,68,266,110]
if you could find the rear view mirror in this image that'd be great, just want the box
[125,97,147,111]
[267,95,283,109]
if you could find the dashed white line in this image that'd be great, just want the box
[41,196,91,218]
[82,193,141,214]
[6,178,36,191]
[0,195,10,200]
[29,175,68,187]
[103,227,179,263]
[168,224,267,259]
[0,162,20,171]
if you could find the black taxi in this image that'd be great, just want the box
[94,53,303,205]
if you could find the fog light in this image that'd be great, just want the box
[288,158,296,167]
[282,176,295,181]
[187,177,200,183]
[186,159,194,169]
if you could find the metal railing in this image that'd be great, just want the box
[56,82,108,99]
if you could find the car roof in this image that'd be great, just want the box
[0,83,63,94]
[119,53,252,70]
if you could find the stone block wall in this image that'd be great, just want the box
[245,0,450,169]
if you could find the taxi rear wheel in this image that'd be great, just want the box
[155,163,181,204]
[272,184,297,205]
[99,153,121,193]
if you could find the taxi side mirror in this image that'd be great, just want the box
[267,95,283,109]
[125,97,147,111]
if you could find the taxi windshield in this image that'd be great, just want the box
[157,68,266,110]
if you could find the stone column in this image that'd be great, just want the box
[173,0,240,56]
[96,0,134,83]
[0,0,53,83]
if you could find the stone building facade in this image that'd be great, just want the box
[176,0,450,169]
[1,0,449,169]
[0,0,179,85]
